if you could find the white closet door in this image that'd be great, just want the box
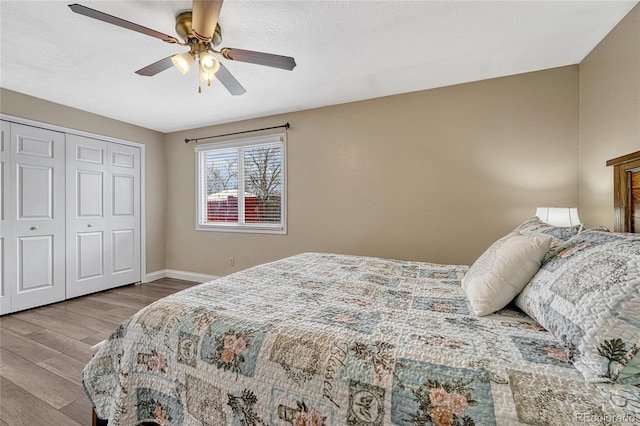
[0,121,11,314]
[66,135,140,298]
[66,135,109,297]
[9,123,66,311]
[108,143,141,288]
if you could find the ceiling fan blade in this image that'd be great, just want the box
[216,63,246,96]
[192,0,223,41]
[221,48,296,71]
[135,56,175,76]
[68,4,178,44]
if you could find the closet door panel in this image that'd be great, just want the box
[9,123,65,312]
[109,144,140,288]
[66,135,109,298]
[112,229,134,273]
[18,164,53,218]
[77,231,104,280]
[18,236,54,290]
[78,170,104,217]
[0,121,11,314]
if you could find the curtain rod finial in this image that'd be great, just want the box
[185,138,190,144]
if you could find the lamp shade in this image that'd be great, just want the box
[199,51,220,74]
[199,67,216,84]
[535,207,581,227]
[171,52,194,74]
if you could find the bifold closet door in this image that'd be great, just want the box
[108,141,141,288]
[0,122,10,314]
[66,134,141,298]
[7,123,66,312]
[66,135,108,297]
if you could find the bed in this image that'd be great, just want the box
[84,218,640,425]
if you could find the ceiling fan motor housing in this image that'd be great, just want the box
[175,11,222,46]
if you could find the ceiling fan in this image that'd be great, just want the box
[68,1,296,95]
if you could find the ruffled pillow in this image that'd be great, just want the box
[462,231,552,316]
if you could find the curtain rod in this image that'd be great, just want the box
[184,122,290,143]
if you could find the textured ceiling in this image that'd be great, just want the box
[0,1,637,133]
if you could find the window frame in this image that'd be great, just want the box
[195,133,287,234]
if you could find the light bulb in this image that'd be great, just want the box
[199,51,220,74]
[199,66,216,85]
[171,52,194,74]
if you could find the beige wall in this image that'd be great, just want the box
[1,3,636,280]
[165,66,579,274]
[579,3,640,230]
[2,2,636,278]
[0,88,167,273]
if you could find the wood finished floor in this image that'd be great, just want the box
[0,278,199,426]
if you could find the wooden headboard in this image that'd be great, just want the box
[607,150,640,232]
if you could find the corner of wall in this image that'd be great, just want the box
[577,3,640,229]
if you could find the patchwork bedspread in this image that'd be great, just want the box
[83,253,640,425]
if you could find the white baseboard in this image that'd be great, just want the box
[144,269,220,283]
[144,270,167,283]
[166,269,220,283]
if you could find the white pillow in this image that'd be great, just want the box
[462,231,552,316]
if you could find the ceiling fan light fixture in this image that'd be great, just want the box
[199,67,217,85]
[171,52,194,74]
[69,2,294,96]
[199,51,220,75]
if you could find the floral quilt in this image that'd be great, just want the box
[83,253,640,425]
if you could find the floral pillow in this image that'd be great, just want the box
[462,231,552,316]
[515,230,640,383]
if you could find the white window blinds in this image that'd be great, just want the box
[195,133,286,233]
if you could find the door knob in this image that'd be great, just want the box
[30,226,39,231]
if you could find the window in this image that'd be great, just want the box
[195,133,286,233]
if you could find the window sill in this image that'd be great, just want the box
[196,223,287,235]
